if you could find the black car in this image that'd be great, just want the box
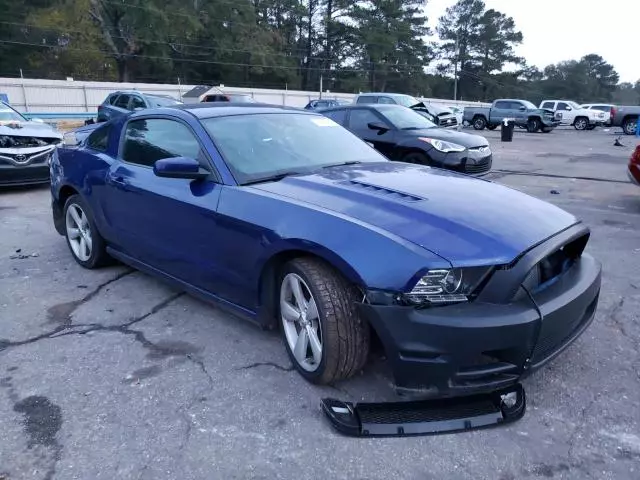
[320,104,492,175]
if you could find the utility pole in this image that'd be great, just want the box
[319,74,323,99]
[453,32,459,101]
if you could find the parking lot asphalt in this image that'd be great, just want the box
[1,126,639,480]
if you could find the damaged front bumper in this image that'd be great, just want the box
[358,225,602,399]
[321,383,525,437]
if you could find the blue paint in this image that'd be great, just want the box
[51,105,578,320]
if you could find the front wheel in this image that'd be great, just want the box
[63,194,110,269]
[527,118,540,133]
[573,117,588,130]
[586,125,596,131]
[541,127,553,133]
[487,124,498,131]
[623,117,638,135]
[279,258,370,384]
[402,151,430,165]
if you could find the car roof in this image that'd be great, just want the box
[356,92,415,98]
[158,103,313,119]
[109,90,172,98]
[319,104,408,113]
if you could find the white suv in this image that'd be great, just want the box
[539,100,607,130]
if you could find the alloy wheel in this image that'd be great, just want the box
[65,203,92,262]
[280,273,322,372]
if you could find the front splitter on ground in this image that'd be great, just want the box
[321,383,526,437]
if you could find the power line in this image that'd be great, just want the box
[0,39,438,75]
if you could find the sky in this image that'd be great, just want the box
[426,0,639,83]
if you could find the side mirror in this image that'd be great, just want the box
[153,157,209,180]
[519,106,526,111]
[368,122,389,134]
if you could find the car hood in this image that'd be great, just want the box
[0,120,62,140]
[251,162,577,266]
[400,128,488,148]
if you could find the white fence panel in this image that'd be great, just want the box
[0,77,491,114]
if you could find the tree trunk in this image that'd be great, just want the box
[116,58,129,82]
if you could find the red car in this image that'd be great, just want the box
[629,144,640,186]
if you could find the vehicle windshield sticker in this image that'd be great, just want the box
[311,118,339,127]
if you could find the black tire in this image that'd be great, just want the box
[487,124,498,131]
[573,117,589,130]
[402,151,430,165]
[278,258,370,385]
[622,117,638,135]
[472,116,487,130]
[586,125,596,131]
[63,194,110,269]
[526,118,540,133]
[541,127,552,133]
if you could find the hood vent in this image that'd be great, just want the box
[347,180,425,202]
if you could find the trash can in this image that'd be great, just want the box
[501,118,515,142]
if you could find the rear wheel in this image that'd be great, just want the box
[279,258,370,384]
[623,117,638,135]
[526,118,540,133]
[63,194,110,269]
[573,117,588,130]
[472,116,487,130]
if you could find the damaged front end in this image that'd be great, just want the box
[0,124,62,186]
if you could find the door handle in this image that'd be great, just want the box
[108,174,128,189]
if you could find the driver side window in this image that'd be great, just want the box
[348,109,388,131]
[122,118,202,167]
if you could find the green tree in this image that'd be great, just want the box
[351,0,431,92]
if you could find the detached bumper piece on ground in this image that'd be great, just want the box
[321,384,526,437]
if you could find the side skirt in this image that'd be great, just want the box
[106,246,265,328]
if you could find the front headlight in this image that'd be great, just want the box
[418,137,466,153]
[405,267,492,305]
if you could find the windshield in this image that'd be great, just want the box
[392,94,422,107]
[0,103,26,122]
[568,101,581,109]
[203,113,384,184]
[379,106,437,129]
[521,100,537,110]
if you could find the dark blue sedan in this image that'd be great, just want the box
[50,104,601,398]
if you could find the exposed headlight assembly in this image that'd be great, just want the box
[418,137,466,153]
[406,267,492,305]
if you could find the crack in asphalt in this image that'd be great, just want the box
[491,169,631,185]
[0,292,185,354]
[567,393,601,462]
[47,269,135,325]
[608,298,639,353]
[236,361,294,372]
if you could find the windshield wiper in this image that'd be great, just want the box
[322,161,362,169]
[242,171,303,185]
[401,126,426,130]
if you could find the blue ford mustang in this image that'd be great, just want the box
[51,104,601,398]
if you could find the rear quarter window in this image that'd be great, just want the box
[323,109,347,125]
[356,96,378,104]
[86,125,111,152]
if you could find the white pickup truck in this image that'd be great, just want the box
[539,100,607,130]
